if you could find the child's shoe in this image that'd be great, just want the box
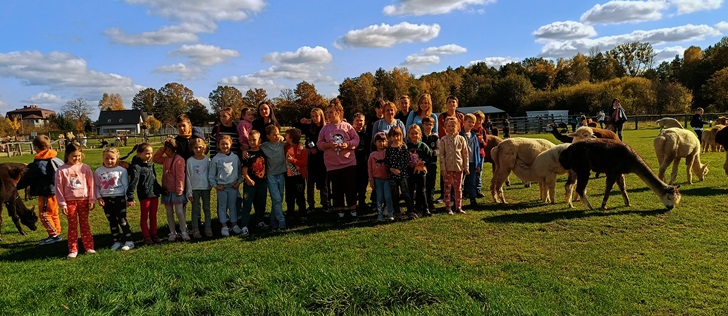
[192,229,202,239]
[232,225,242,235]
[256,221,269,229]
[389,216,395,221]
[110,242,122,251]
[221,226,230,237]
[168,233,178,242]
[121,241,135,251]
[457,208,466,214]
[470,198,478,206]
[143,237,153,245]
[67,252,78,259]
[204,227,213,238]
[240,226,249,237]
[152,235,163,244]
[377,214,384,222]
[181,232,191,241]
[85,249,97,255]
[447,208,454,215]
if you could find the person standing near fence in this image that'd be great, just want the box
[690,107,712,141]
[607,98,628,141]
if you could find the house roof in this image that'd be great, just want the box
[6,105,55,119]
[458,106,505,115]
[23,114,43,119]
[96,110,147,126]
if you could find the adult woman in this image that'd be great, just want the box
[606,98,628,141]
[294,108,329,212]
[252,101,280,141]
[371,101,407,140]
[406,93,438,134]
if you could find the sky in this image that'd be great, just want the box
[0,0,726,118]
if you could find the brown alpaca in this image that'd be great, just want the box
[0,162,38,241]
[558,139,681,211]
[702,125,725,153]
[654,128,708,184]
[547,123,572,143]
[548,124,619,143]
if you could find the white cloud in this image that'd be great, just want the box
[219,74,285,92]
[383,0,495,16]
[25,92,63,105]
[581,1,668,25]
[335,22,440,48]
[469,57,520,69]
[534,21,597,41]
[0,100,7,109]
[671,0,723,14]
[403,55,440,66]
[195,96,210,108]
[170,44,240,66]
[654,46,685,63]
[263,46,332,64]
[107,0,266,45]
[154,63,205,79]
[540,24,721,58]
[422,44,467,55]
[716,21,728,32]
[0,51,144,104]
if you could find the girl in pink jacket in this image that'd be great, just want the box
[153,138,188,242]
[55,143,96,258]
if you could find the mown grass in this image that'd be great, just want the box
[1,128,728,315]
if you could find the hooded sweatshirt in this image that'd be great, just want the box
[16,149,64,196]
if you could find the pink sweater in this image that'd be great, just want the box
[368,150,388,181]
[317,122,360,171]
[237,119,253,150]
[55,163,95,207]
[153,150,185,195]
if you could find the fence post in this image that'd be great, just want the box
[635,116,638,130]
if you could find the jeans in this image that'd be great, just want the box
[241,179,267,228]
[407,171,427,212]
[216,186,239,225]
[268,173,286,229]
[425,163,437,210]
[190,190,211,232]
[464,162,478,199]
[374,178,394,217]
[389,177,414,214]
[615,123,624,141]
[475,162,483,192]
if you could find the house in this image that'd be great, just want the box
[96,110,148,135]
[5,105,55,128]
[458,106,506,119]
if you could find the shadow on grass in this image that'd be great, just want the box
[674,186,728,196]
[482,207,669,224]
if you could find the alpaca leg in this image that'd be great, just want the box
[575,171,592,210]
[616,175,630,207]
[657,153,673,183]
[601,175,617,210]
[547,177,556,204]
[565,172,577,208]
[684,154,695,184]
[669,157,681,185]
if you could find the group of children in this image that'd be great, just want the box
[16,95,488,258]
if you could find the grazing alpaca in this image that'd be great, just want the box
[702,125,725,153]
[714,127,728,176]
[559,139,681,210]
[654,128,708,184]
[490,138,555,203]
[656,117,684,131]
[0,162,38,241]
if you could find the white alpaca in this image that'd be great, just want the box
[490,137,555,204]
[654,127,708,184]
[656,117,683,131]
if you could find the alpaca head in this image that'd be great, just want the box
[698,162,709,180]
[568,126,596,142]
[661,185,681,210]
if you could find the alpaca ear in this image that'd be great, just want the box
[568,133,576,137]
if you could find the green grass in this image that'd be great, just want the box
[1,128,728,315]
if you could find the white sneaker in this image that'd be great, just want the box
[181,232,191,241]
[121,241,134,251]
[241,226,249,237]
[168,233,177,242]
[110,242,122,251]
[221,226,230,237]
[232,225,242,235]
[67,252,78,259]
[86,249,97,255]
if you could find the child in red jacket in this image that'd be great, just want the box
[285,128,308,224]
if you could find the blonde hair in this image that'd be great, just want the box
[464,113,477,123]
[190,137,207,150]
[407,124,422,142]
[445,117,460,133]
[102,147,120,159]
[416,93,433,117]
[473,110,485,121]
[311,108,325,126]
[219,134,233,144]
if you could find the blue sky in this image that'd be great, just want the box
[1,0,726,118]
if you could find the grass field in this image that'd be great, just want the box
[1,128,727,315]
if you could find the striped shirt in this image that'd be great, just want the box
[209,123,241,160]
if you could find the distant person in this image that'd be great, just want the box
[690,107,712,141]
[503,119,511,138]
[607,98,628,140]
[597,110,606,129]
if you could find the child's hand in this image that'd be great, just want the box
[216,185,224,191]
[98,198,105,207]
[177,191,183,197]
[61,207,68,216]
[89,201,95,210]
[188,197,194,202]
[339,142,349,149]
[127,201,136,207]
[390,168,401,175]
[369,180,375,188]
[287,154,294,163]
[464,168,470,175]
[242,151,249,159]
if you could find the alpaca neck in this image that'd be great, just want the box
[632,157,669,195]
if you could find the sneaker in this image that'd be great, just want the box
[168,233,178,242]
[67,252,78,259]
[121,241,135,251]
[192,230,202,239]
[221,226,230,237]
[152,236,163,244]
[181,232,191,241]
[85,249,97,255]
[143,237,153,245]
[39,235,62,245]
[204,227,213,238]
[458,209,466,214]
[447,208,454,215]
[256,221,269,229]
[110,242,122,251]
[232,225,242,235]
[240,226,249,237]
[377,214,384,221]
[38,236,51,245]
[337,213,346,223]
[389,216,395,221]
[423,210,433,217]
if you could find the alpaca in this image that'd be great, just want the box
[490,137,555,203]
[547,123,573,143]
[714,127,728,176]
[549,124,619,143]
[702,125,725,153]
[656,117,683,131]
[654,128,708,184]
[716,116,728,126]
[559,139,681,210]
[482,135,511,186]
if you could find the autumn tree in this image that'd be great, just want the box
[522,57,556,91]
[703,67,728,111]
[144,116,162,132]
[98,93,125,111]
[242,88,269,111]
[209,85,244,118]
[0,117,15,137]
[588,51,619,82]
[606,42,655,77]
[154,83,196,124]
[338,72,377,118]
[47,114,75,131]
[654,82,692,114]
[490,74,534,115]
[132,88,157,114]
[186,99,212,126]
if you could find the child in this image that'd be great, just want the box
[153,138,188,241]
[284,128,308,224]
[317,102,360,222]
[368,132,393,221]
[209,135,242,236]
[16,135,64,245]
[352,113,371,213]
[241,130,268,235]
[461,114,482,206]
[210,107,241,159]
[261,125,287,230]
[385,126,415,219]
[186,138,212,239]
[55,143,96,258]
[237,108,255,152]
[94,147,133,251]
[421,117,439,213]
[174,114,204,161]
[406,125,433,217]
[440,117,469,214]
[126,143,163,245]
[471,111,488,198]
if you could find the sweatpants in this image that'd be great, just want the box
[65,200,94,253]
[328,166,358,213]
[38,195,62,237]
[165,203,187,236]
[190,190,211,232]
[101,196,132,243]
[216,187,239,226]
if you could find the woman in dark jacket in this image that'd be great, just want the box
[251,101,280,141]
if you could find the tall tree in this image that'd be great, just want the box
[607,42,655,77]
[242,88,269,110]
[209,85,244,118]
[338,72,377,118]
[61,97,94,122]
[521,57,556,91]
[98,93,124,111]
[154,83,195,124]
[489,74,534,115]
[132,88,157,114]
[703,67,728,111]
[588,51,619,82]
[186,99,212,126]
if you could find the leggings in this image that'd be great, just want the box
[65,200,95,253]
[328,166,357,212]
[444,171,463,210]
[165,203,187,235]
[139,198,159,238]
[101,196,132,242]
